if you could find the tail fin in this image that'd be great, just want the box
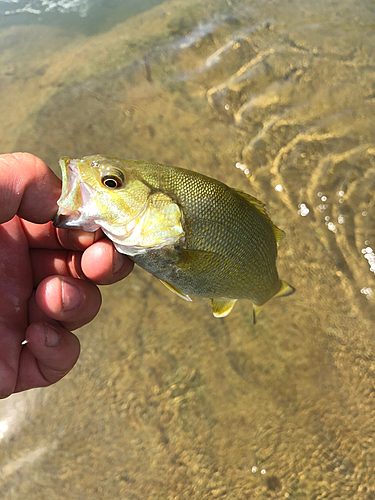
[275,280,295,298]
[252,280,295,324]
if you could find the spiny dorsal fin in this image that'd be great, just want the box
[231,188,268,215]
[232,188,285,244]
[211,298,237,318]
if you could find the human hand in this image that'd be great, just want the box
[0,153,133,398]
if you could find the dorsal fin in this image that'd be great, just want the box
[231,188,268,215]
[232,188,285,244]
[273,225,285,244]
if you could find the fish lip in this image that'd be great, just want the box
[60,157,77,173]
[53,211,83,228]
[53,211,100,232]
[56,157,93,213]
[57,157,79,205]
[59,156,78,183]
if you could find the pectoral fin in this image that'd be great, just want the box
[211,298,237,318]
[158,279,192,302]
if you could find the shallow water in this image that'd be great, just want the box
[1,0,375,498]
[0,0,166,34]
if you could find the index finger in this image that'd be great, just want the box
[0,152,61,224]
[20,219,105,251]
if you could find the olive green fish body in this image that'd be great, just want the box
[130,163,280,305]
[54,155,294,319]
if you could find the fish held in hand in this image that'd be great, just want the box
[54,155,294,321]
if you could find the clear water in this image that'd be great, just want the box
[1,0,375,498]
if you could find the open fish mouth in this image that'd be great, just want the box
[53,157,100,231]
[58,157,78,198]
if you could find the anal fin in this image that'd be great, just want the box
[158,279,192,302]
[211,298,237,318]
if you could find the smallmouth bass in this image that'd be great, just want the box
[54,155,294,321]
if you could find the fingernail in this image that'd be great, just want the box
[113,250,126,274]
[45,324,62,347]
[61,280,82,312]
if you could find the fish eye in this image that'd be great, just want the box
[101,175,123,189]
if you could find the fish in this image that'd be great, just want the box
[53,155,294,321]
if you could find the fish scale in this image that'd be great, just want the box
[134,164,279,297]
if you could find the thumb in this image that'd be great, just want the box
[0,153,60,224]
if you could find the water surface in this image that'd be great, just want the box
[0,0,375,498]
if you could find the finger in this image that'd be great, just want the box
[56,227,104,251]
[0,321,21,398]
[30,249,85,287]
[30,242,133,287]
[81,239,134,285]
[33,276,102,331]
[0,153,61,224]
[14,322,80,392]
[20,219,105,251]
[0,217,32,399]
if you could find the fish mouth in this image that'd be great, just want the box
[56,157,80,206]
[59,156,76,190]
[54,157,100,232]
[53,212,82,228]
[53,211,100,231]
